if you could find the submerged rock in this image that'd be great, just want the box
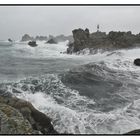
[0,89,58,134]
[134,58,140,66]
[28,41,38,47]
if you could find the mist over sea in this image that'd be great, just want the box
[1,41,140,134]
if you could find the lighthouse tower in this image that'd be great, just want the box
[97,24,100,32]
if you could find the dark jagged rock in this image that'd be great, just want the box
[72,28,90,52]
[67,28,140,54]
[67,42,74,54]
[28,41,38,47]
[134,58,140,66]
[0,89,58,134]
[46,38,57,44]
[21,34,34,42]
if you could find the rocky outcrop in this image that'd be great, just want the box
[28,41,38,47]
[134,58,140,66]
[21,34,34,42]
[0,89,58,134]
[67,28,111,53]
[72,28,90,52]
[0,102,33,134]
[46,38,57,44]
[67,28,140,54]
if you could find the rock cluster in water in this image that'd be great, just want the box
[21,34,48,42]
[0,89,58,134]
[28,41,38,47]
[21,34,73,43]
[67,28,140,54]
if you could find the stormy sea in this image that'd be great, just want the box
[1,41,140,134]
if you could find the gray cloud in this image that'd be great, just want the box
[0,6,140,40]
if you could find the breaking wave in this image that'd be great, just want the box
[1,42,140,134]
[1,61,140,134]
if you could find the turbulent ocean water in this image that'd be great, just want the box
[1,41,140,134]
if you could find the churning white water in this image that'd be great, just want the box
[2,41,140,134]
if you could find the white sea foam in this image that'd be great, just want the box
[6,42,140,134]
[14,89,140,134]
[7,72,140,134]
[11,42,140,72]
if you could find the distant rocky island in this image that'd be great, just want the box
[21,34,73,43]
[67,28,140,54]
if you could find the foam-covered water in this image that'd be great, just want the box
[1,41,140,134]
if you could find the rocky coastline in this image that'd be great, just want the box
[67,28,140,54]
[0,88,58,134]
[2,29,140,135]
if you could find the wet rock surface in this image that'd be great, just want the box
[0,89,58,134]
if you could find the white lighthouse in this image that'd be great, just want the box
[97,24,100,32]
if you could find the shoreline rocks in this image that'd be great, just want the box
[0,89,58,134]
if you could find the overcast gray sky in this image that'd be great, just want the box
[0,6,140,40]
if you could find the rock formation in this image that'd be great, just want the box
[0,89,58,134]
[28,41,38,47]
[21,34,34,42]
[134,58,140,66]
[67,28,140,54]
[72,28,90,52]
